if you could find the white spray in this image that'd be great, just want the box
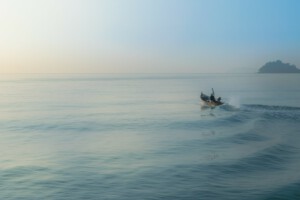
[227,96,241,109]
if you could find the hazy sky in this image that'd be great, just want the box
[0,0,299,73]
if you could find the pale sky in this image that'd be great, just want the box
[0,0,299,73]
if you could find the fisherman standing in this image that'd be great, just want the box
[210,88,216,102]
[210,93,216,102]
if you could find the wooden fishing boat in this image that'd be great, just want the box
[200,91,224,107]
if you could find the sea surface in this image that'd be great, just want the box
[0,73,300,200]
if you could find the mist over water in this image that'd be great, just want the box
[0,73,300,200]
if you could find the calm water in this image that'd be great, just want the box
[0,73,300,200]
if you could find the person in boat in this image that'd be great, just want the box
[217,97,221,102]
[210,93,216,102]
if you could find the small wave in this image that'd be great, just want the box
[243,104,300,111]
[229,131,268,144]
[219,104,240,112]
[168,112,251,130]
[241,104,300,122]
[265,181,300,200]
[209,144,297,176]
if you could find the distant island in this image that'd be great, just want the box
[258,60,300,73]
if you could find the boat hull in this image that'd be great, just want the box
[200,100,224,107]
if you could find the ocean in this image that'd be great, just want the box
[0,73,300,200]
